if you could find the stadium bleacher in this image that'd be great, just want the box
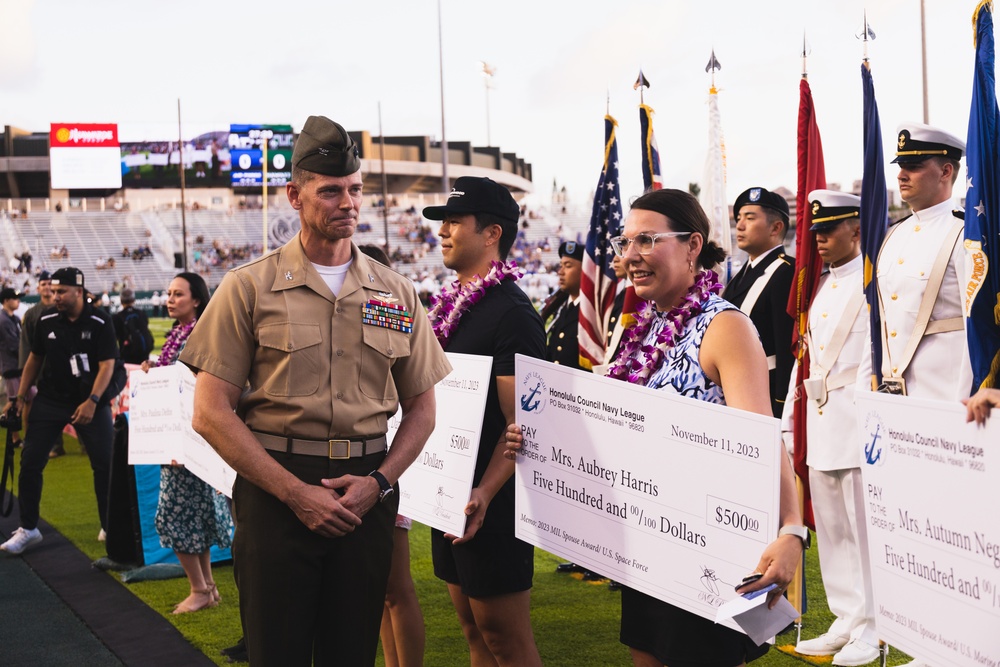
[1,200,589,297]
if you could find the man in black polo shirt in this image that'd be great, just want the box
[424,177,546,666]
[1,267,119,555]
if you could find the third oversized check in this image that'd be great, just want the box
[514,355,781,628]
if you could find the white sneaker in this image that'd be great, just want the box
[833,638,881,666]
[1,527,43,555]
[796,632,851,656]
[97,529,106,542]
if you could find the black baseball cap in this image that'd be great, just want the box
[0,287,20,302]
[38,270,51,282]
[50,267,85,288]
[422,177,520,225]
[734,187,790,223]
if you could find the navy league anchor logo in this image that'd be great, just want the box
[518,371,547,414]
[865,424,882,465]
[863,410,885,466]
[520,382,542,412]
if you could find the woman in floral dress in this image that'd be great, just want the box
[142,272,233,614]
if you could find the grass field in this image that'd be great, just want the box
[1,318,916,665]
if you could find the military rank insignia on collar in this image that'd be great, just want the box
[362,299,413,333]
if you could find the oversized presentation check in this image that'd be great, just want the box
[127,364,236,496]
[855,392,1000,667]
[513,355,781,628]
[388,353,492,537]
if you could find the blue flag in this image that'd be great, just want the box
[860,63,891,387]
[965,2,1000,390]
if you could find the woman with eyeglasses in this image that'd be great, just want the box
[507,189,804,667]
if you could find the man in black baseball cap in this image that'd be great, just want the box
[424,175,546,665]
[723,187,795,417]
[2,264,120,556]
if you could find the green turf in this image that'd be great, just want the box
[0,321,916,664]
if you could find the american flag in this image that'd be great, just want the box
[578,115,624,368]
[639,104,663,191]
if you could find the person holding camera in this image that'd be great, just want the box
[1,287,24,446]
[1,267,120,555]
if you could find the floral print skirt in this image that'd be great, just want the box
[154,465,234,554]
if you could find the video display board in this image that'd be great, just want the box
[50,123,123,189]
[229,124,294,188]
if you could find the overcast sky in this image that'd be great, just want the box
[0,0,981,209]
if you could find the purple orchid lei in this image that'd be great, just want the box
[605,270,723,386]
[156,319,197,367]
[428,260,523,347]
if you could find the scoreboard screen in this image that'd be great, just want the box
[229,124,294,187]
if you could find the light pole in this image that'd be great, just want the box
[479,61,496,146]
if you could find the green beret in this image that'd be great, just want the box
[292,115,361,177]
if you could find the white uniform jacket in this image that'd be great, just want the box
[857,199,972,400]
[784,255,867,471]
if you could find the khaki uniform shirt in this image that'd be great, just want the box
[179,233,451,439]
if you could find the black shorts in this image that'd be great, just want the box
[620,586,770,667]
[431,527,534,598]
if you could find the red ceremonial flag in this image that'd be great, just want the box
[787,76,827,530]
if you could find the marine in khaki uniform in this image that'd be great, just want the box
[180,115,451,667]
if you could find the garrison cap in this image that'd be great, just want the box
[734,187,790,223]
[807,190,861,232]
[50,267,85,288]
[892,121,965,164]
[291,115,361,176]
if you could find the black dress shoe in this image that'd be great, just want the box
[582,570,608,582]
[607,580,622,591]
[555,562,586,574]
[221,637,246,658]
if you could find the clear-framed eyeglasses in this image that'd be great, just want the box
[609,231,692,257]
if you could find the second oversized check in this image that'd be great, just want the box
[514,355,781,628]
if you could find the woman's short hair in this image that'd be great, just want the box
[629,189,727,269]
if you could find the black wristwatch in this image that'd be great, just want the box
[89,394,101,405]
[369,471,394,503]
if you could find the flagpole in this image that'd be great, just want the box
[177,98,188,272]
[262,137,268,255]
[801,32,808,79]
[920,0,929,123]
[437,0,449,195]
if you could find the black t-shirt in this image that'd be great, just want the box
[444,279,546,533]
[32,303,119,404]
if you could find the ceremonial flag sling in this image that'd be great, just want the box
[787,76,826,531]
[578,116,623,368]
[860,63,890,388]
[965,1,1000,391]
